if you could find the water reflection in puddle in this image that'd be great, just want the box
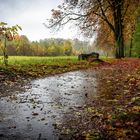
[0,70,97,139]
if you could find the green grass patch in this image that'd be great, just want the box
[0,56,100,78]
[0,56,78,65]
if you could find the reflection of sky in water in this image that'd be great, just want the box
[0,70,97,139]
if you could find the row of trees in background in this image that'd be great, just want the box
[1,16,140,58]
[125,20,140,57]
[0,22,98,58]
[0,33,94,56]
[1,31,140,58]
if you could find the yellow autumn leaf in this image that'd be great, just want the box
[132,106,140,112]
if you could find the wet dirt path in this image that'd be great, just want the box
[0,69,97,140]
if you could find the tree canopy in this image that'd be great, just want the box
[45,0,140,58]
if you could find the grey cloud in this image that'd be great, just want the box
[0,0,69,41]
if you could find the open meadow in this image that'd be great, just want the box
[0,56,78,65]
[0,56,99,78]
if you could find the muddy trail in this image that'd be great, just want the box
[0,59,140,140]
[0,69,98,140]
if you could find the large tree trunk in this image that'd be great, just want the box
[115,31,124,58]
[113,0,125,58]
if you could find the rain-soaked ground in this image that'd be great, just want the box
[0,69,98,140]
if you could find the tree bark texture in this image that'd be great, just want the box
[113,0,125,58]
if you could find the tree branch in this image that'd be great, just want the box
[97,0,115,33]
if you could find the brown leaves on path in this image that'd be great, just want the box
[59,58,140,140]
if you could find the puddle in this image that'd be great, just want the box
[0,70,97,140]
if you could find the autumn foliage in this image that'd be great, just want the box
[46,0,140,58]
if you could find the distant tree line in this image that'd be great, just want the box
[1,32,140,57]
[0,35,94,56]
[125,18,140,57]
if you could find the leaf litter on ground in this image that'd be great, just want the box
[0,58,140,139]
[58,58,140,140]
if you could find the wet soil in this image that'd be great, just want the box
[60,59,140,140]
[0,59,140,140]
[0,69,97,140]
[0,69,29,98]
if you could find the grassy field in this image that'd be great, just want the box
[0,56,78,65]
[0,56,99,78]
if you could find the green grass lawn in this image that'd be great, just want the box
[0,56,78,65]
[0,56,98,78]
[0,55,118,78]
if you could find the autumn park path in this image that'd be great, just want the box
[0,69,98,140]
[0,59,140,140]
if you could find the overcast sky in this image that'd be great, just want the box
[0,0,79,41]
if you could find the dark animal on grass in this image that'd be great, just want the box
[78,52,99,61]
